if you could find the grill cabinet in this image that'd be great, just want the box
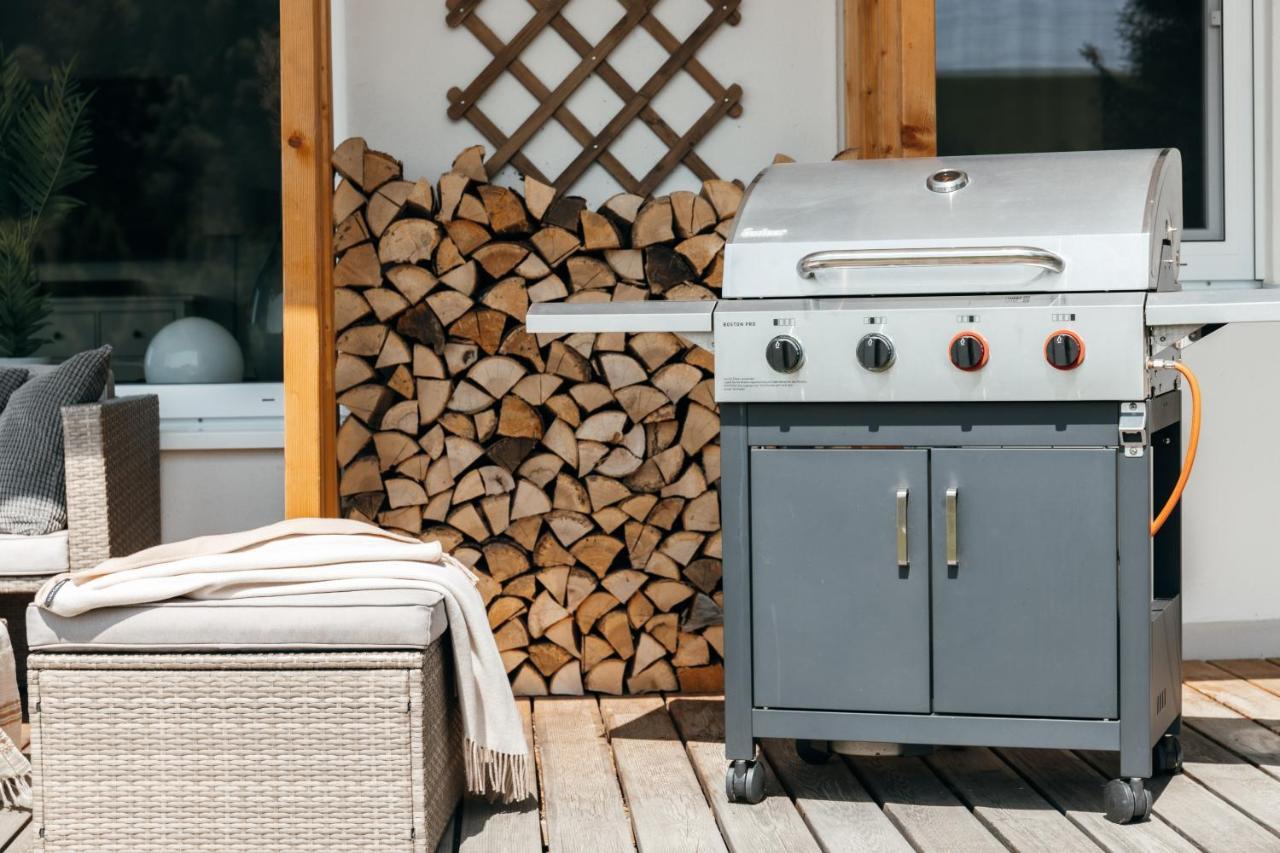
[529,149,1280,823]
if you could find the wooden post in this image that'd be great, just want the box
[844,0,936,158]
[279,0,338,518]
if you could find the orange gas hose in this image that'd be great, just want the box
[1150,359,1200,536]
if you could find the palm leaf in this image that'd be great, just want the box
[0,48,33,221]
[5,58,94,233]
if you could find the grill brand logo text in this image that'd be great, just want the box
[723,321,756,327]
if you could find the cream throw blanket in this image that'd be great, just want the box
[36,518,529,802]
[0,621,30,809]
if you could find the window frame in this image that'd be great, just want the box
[1181,0,1256,283]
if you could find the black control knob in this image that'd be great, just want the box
[949,332,988,371]
[1045,330,1084,370]
[765,335,804,373]
[856,333,895,372]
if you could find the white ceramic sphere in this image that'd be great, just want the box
[144,317,244,384]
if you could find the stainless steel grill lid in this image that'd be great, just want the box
[724,149,1182,298]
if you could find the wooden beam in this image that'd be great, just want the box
[844,0,936,159]
[280,0,338,518]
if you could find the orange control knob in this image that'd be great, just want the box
[948,331,989,371]
[1044,330,1085,370]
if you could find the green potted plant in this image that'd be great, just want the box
[0,48,93,362]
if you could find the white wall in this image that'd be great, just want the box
[332,0,843,197]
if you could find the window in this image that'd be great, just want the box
[937,0,1218,236]
[935,0,1265,284]
[2,2,282,382]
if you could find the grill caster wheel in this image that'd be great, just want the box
[1104,777,1153,824]
[795,740,832,765]
[1154,734,1183,775]
[725,759,765,804]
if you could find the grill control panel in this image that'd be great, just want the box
[713,293,1147,403]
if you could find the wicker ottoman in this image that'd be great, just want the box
[25,591,464,853]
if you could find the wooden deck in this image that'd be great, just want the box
[5,660,1280,851]
[446,660,1280,853]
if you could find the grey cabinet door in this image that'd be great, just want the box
[930,448,1118,719]
[750,448,930,712]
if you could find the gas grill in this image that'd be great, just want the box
[528,149,1280,824]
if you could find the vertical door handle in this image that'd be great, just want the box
[945,487,959,568]
[896,489,909,568]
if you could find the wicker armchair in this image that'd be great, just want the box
[0,395,161,593]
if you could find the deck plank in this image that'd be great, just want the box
[601,697,726,853]
[1212,659,1280,701]
[1079,749,1280,852]
[534,697,634,853]
[459,699,542,853]
[667,697,821,853]
[0,812,28,853]
[998,748,1196,853]
[0,820,29,853]
[1179,726,1280,835]
[759,739,913,853]
[1184,661,1280,731]
[926,748,1102,852]
[1182,686,1280,782]
[849,754,1005,853]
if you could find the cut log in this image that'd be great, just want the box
[598,611,634,660]
[426,289,474,326]
[627,660,677,694]
[644,245,694,291]
[379,219,441,265]
[680,403,719,454]
[647,579,694,613]
[477,184,530,235]
[336,417,372,467]
[530,225,580,266]
[549,661,584,695]
[334,211,371,254]
[511,664,548,697]
[669,190,716,238]
[597,353,647,390]
[361,148,401,193]
[523,174,556,221]
[566,255,616,291]
[576,410,627,444]
[498,396,543,440]
[334,243,381,289]
[571,534,625,577]
[585,659,625,695]
[481,277,530,321]
[542,195,587,232]
[451,144,487,182]
[511,479,552,520]
[580,210,622,250]
[528,591,571,639]
[339,455,381,496]
[332,137,367,185]
[601,569,647,604]
[575,591,620,634]
[474,241,529,278]
[632,631,667,675]
[700,179,743,220]
[632,197,675,248]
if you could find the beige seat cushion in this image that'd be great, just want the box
[26,589,448,652]
[0,530,69,575]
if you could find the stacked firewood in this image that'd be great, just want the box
[332,139,738,695]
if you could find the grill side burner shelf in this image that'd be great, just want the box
[528,149,1280,824]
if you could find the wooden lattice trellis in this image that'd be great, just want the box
[445,0,743,195]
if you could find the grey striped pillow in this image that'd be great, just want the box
[0,347,111,535]
[0,369,27,414]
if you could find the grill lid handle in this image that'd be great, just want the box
[796,246,1066,278]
